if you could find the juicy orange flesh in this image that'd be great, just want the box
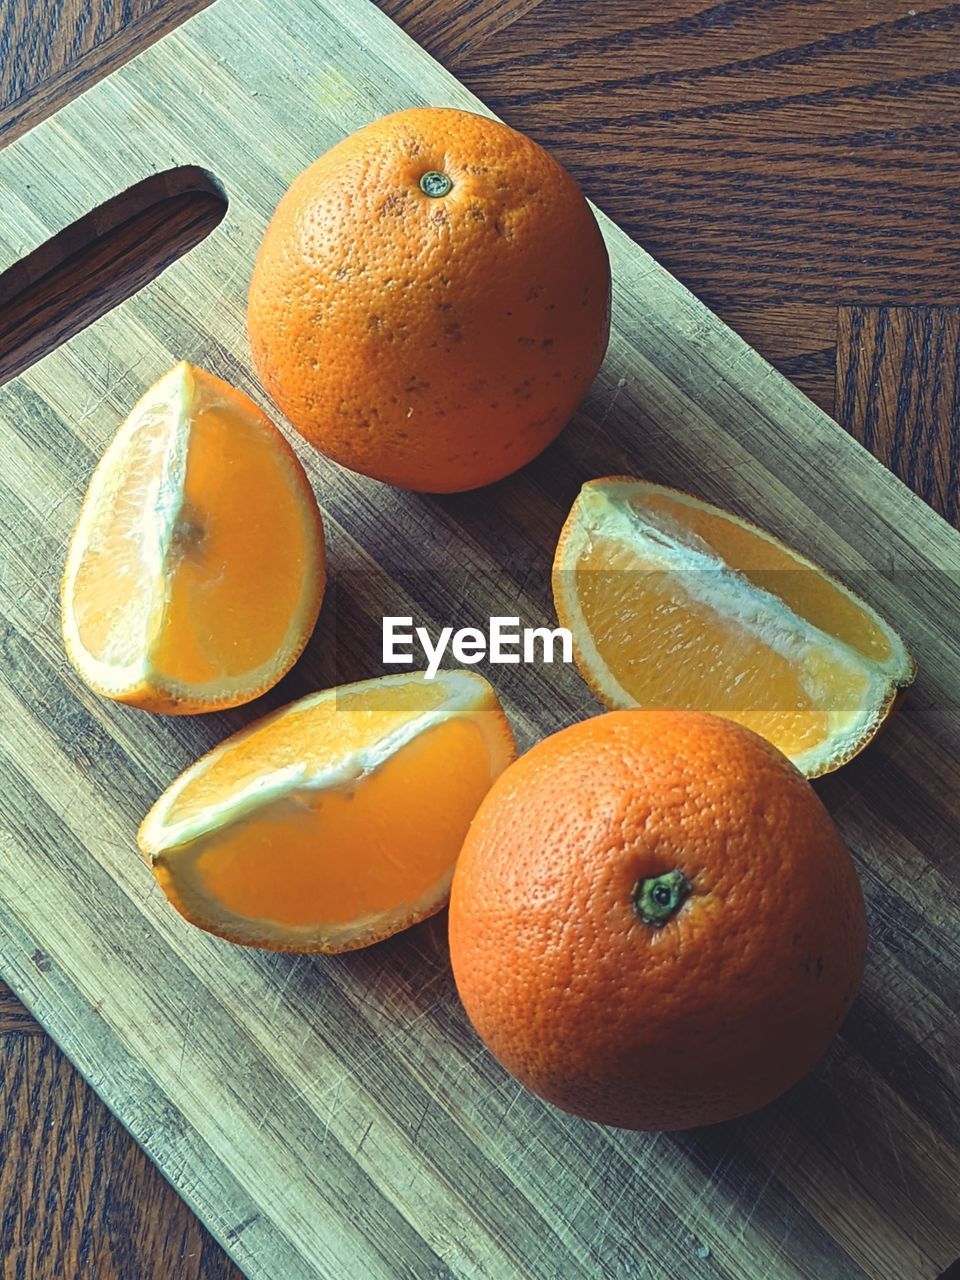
[173,716,492,928]
[72,412,170,666]
[569,503,873,758]
[164,679,454,828]
[637,491,895,664]
[151,402,312,684]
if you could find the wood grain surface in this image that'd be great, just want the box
[2,2,960,1279]
[0,986,238,1280]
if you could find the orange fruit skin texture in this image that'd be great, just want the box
[247,107,611,492]
[449,709,867,1132]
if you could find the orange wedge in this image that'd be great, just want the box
[138,670,516,951]
[62,363,324,713]
[553,478,914,777]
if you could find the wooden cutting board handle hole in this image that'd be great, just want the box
[0,166,227,387]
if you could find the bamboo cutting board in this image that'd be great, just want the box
[2,1,960,1277]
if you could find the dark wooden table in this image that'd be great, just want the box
[3,2,959,1277]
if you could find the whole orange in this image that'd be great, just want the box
[448,709,867,1131]
[247,107,610,492]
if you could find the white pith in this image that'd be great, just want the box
[139,670,514,946]
[62,363,320,703]
[555,479,914,775]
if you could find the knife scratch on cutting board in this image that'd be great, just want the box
[871,1071,909,1191]
[75,356,148,429]
[575,372,628,467]
[495,1081,525,1132]
[734,1145,785,1246]
[355,1118,374,1157]
[177,1004,196,1078]
[320,1076,346,1145]
[266,955,303,1020]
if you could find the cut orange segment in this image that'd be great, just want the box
[62,363,324,713]
[553,478,914,777]
[138,670,516,951]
